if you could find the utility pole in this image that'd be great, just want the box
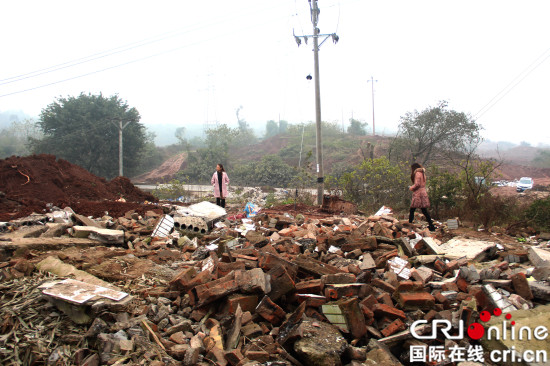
[110,119,132,176]
[367,76,378,136]
[294,0,339,205]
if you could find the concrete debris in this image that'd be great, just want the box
[2,198,550,365]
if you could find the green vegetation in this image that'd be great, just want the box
[29,93,150,179]
[525,196,550,230]
[152,178,189,200]
[390,100,481,165]
[326,157,409,212]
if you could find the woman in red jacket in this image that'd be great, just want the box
[211,163,229,208]
[409,163,435,231]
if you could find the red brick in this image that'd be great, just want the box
[424,309,438,321]
[434,259,447,273]
[225,348,244,365]
[398,292,436,310]
[360,304,374,319]
[335,298,367,339]
[381,318,406,337]
[433,292,450,308]
[321,273,356,285]
[510,272,534,300]
[340,237,378,252]
[295,279,323,294]
[195,272,240,306]
[169,267,197,291]
[376,293,393,306]
[222,294,259,314]
[395,281,424,293]
[372,303,406,320]
[217,261,246,278]
[267,265,296,301]
[442,282,459,292]
[244,350,269,363]
[457,277,470,293]
[256,295,286,325]
[360,294,378,309]
[324,284,364,300]
[296,294,327,307]
[371,278,396,293]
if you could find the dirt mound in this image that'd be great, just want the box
[0,154,156,221]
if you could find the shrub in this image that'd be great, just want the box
[525,196,550,230]
[152,179,189,200]
[326,157,409,212]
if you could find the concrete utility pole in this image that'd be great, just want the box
[110,119,132,177]
[367,76,378,136]
[294,0,339,205]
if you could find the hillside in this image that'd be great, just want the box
[133,134,550,185]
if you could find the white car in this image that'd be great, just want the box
[516,177,534,192]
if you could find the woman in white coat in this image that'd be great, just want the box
[211,163,229,208]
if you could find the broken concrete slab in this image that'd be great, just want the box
[0,237,107,251]
[72,226,124,244]
[438,237,497,261]
[36,256,118,289]
[528,247,550,268]
[74,214,102,228]
[39,279,131,324]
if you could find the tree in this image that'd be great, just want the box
[347,118,368,135]
[0,118,41,158]
[235,106,257,145]
[390,101,481,165]
[326,156,409,211]
[182,124,239,183]
[232,155,295,188]
[30,93,147,179]
[279,120,288,134]
[265,120,278,138]
[533,149,550,168]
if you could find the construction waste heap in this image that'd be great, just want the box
[2,155,550,366]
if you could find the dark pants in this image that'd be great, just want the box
[409,207,435,230]
[216,198,225,208]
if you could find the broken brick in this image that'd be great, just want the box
[380,318,406,337]
[255,295,286,325]
[510,272,534,300]
[398,292,436,311]
[371,278,396,293]
[372,303,406,320]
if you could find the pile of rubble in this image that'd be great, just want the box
[1,200,550,366]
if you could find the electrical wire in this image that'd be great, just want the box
[0,2,289,90]
[0,12,290,99]
[474,46,550,119]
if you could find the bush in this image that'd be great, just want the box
[326,157,409,212]
[152,179,189,200]
[426,165,463,219]
[471,193,524,229]
[525,196,550,230]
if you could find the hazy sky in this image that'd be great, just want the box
[1,0,549,145]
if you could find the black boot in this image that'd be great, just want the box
[409,208,416,223]
[422,208,436,231]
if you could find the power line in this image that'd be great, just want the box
[474,46,550,119]
[0,12,291,99]
[1,3,290,89]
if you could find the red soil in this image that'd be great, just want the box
[0,154,157,221]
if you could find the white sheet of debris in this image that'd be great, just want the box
[176,201,226,220]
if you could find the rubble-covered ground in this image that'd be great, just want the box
[2,155,550,366]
